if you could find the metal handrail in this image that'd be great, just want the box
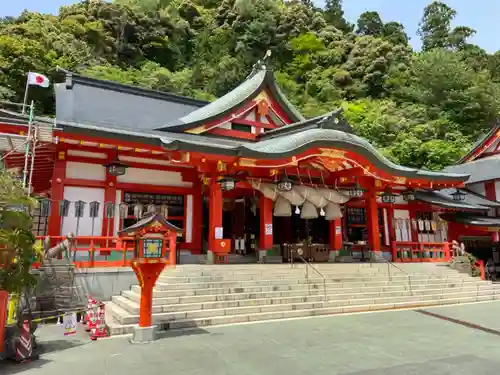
[370,251,413,296]
[296,253,327,303]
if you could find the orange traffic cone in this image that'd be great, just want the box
[90,302,108,340]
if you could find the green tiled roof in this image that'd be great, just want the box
[155,65,305,132]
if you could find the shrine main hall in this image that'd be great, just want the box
[2,58,499,265]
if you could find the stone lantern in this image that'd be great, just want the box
[119,212,181,343]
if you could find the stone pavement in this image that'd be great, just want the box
[3,301,500,375]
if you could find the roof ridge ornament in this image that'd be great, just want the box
[317,109,343,129]
[246,50,273,79]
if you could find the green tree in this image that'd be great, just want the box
[418,1,475,51]
[356,11,383,36]
[0,170,39,294]
[323,0,352,33]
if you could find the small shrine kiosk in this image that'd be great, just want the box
[0,55,473,263]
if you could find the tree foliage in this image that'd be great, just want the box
[0,170,39,294]
[0,0,499,170]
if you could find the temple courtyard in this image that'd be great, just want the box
[2,301,500,375]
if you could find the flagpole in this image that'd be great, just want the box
[22,101,34,189]
[21,72,30,115]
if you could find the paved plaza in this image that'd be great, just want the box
[3,301,500,375]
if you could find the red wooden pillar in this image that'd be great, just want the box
[328,219,343,261]
[259,195,273,261]
[47,150,66,237]
[485,181,499,242]
[207,178,223,263]
[365,180,381,252]
[102,171,117,237]
[191,180,203,254]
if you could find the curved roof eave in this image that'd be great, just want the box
[155,68,305,132]
[161,128,469,183]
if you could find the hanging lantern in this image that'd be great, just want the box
[119,202,129,219]
[381,188,396,204]
[104,150,129,177]
[59,199,70,217]
[295,205,301,215]
[402,189,416,202]
[347,179,365,198]
[104,202,115,219]
[451,189,467,202]
[319,207,326,216]
[146,204,156,214]
[133,203,144,219]
[160,204,169,217]
[277,176,294,192]
[217,176,236,191]
[89,201,100,218]
[39,198,51,217]
[74,200,86,218]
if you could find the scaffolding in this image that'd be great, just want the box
[0,100,55,195]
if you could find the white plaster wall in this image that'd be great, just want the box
[186,194,193,243]
[66,161,106,181]
[394,209,411,242]
[467,182,485,196]
[61,187,105,236]
[117,168,192,187]
[67,150,107,159]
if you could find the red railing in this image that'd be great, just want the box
[33,236,177,268]
[391,241,451,262]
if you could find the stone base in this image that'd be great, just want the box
[206,250,215,264]
[130,325,158,344]
[258,250,267,263]
[328,250,339,262]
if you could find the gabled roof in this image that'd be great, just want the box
[260,109,353,139]
[54,69,208,132]
[440,212,500,228]
[119,212,182,236]
[457,122,500,164]
[443,155,500,184]
[155,62,305,132]
[415,188,500,211]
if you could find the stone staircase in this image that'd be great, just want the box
[105,263,500,335]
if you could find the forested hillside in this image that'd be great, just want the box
[1,0,499,170]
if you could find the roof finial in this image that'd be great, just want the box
[247,50,273,78]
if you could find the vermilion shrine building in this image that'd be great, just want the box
[1,60,499,264]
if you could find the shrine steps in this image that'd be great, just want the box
[105,264,500,335]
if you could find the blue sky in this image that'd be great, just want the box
[2,0,499,52]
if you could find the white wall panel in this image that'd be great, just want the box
[394,209,411,242]
[66,161,106,181]
[117,168,192,187]
[61,187,105,236]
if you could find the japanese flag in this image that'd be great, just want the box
[27,72,50,88]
